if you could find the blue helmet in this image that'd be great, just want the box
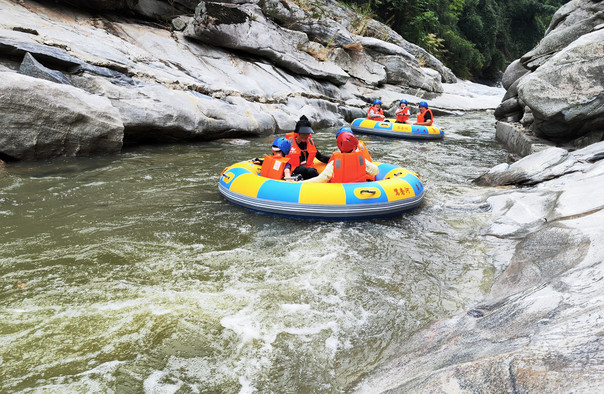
[400,99,408,105]
[272,137,292,155]
[373,99,382,105]
[336,126,353,138]
[419,101,429,109]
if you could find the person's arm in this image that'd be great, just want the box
[284,163,291,178]
[315,150,331,163]
[301,161,333,183]
[366,161,379,177]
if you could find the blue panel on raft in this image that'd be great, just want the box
[219,166,251,189]
[401,173,424,193]
[374,163,398,181]
[342,183,389,204]
[257,180,303,203]
[411,125,429,134]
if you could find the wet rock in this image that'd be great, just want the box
[473,147,573,186]
[501,59,529,91]
[18,52,72,85]
[489,225,590,299]
[0,0,502,161]
[520,0,604,69]
[0,72,123,160]
[518,29,604,141]
[328,47,386,87]
[496,0,604,144]
[183,1,349,86]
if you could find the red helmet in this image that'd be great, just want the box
[336,132,358,153]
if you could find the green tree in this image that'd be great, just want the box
[343,0,569,82]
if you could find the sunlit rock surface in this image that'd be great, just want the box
[354,142,604,393]
[0,72,123,160]
[0,0,496,161]
[495,0,604,146]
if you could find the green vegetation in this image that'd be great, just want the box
[342,0,569,82]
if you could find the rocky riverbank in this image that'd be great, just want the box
[0,0,498,162]
[354,139,604,392]
[354,0,604,389]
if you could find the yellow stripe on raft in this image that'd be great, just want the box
[381,178,417,200]
[353,187,381,199]
[359,119,377,128]
[299,183,346,205]
[230,173,266,198]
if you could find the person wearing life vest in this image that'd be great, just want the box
[252,137,292,180]
[414,101,434,126]
[301,131,379,184]
[367,99,385,121]
[285,115,330,180]
[395,99,411,124]
[336,126,372,163]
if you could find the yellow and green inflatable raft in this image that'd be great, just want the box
[219,160,425,219]
[351,118,444,140]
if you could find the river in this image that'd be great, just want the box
[0,111,508,392]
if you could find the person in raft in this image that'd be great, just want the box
[252,137,293,180]
[395,99,411,124]
[336,126,372,163]
[285,115,331,180]
[367,99,385,121]
[413,101,434,126]
[301,131,379,184]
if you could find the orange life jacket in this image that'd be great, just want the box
[357,140,372,162]
[367,106,385,121]
[396,105,410,122]
[356,141,374,181]
[287,135,318,169]
[416,108,434,125]
[329,152,368,183]
[260,155,290,179]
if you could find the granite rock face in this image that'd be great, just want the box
[0,72,123,160]
[354,141,604,393]
[495,0,604,145]
[0,0,475,161]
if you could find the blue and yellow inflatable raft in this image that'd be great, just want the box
[219,160,425,219]
[351,118,444,140]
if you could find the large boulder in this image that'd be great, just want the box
[0,0,503,161]
[183,2,349,86]
[355,141,604,393]
[495,0,604,145]
[521,0,604,69]
[0,72,123,160]
[473,141,604,186]
[77,75,280,143]
[518,29,604,141]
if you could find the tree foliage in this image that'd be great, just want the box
[343,0,569,82]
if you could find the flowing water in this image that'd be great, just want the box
[0,112,508,393]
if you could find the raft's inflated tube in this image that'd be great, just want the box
[351,118,444,140]
[218,160,425,219]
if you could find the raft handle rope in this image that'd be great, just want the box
[222,173,231,181]
[360,189,377,194]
